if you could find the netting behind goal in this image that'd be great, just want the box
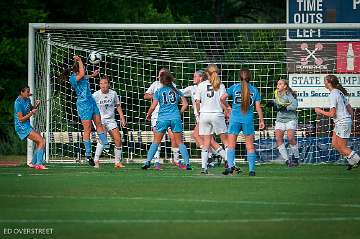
[30,24,360,164]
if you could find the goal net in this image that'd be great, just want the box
[29,23,360,164]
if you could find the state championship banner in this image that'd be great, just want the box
[289,74,360,108]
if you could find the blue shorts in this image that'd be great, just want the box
[15,123,33,140]
[76,99,100,121]
[156,119,183,133]
[228,121,254,136]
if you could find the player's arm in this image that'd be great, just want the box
[85,69,100,79]
[30,100,41,110]
[144,93,153,100]
[146,99,158,120]
[180,96,188,113]
[116,104,126,127]
[17,109,37,122]
[346,104,353,117]
[255,101,265,130]
[73,55,85,81]
[315,107,336,117]
[286,95,298,111]
[220,93,231,116]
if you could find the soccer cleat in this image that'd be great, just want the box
[249,171,256,176]
[114,162,125,168]
[34,165,48,170]
[285,159,294,167]
[186,164,193,170]
[178,161,187,169]
[155,162,161,170]
[27,163,34,168]
[222,167,233,175]
[141,162,151,170]
[347,162,359,170]
[215,155,222,167]
[292,156,300,167]
[94,161,100,168]
[86,156,95,166]
[102,144,110,154]
[233,166,242,174]
[200,168,208,174]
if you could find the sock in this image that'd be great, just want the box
[227,148,235,168]
[94,142,104,161]
[278,144,289,161]
[146,143,159,163]
[201,149,208,169]
[172,147,180,162]
[179,144,190,165]
[347,151,360,165]
[115,146,122,164]
[83,140,92,157]
[216,147,226,160]
[290,144,300,158]
[32,150,39,165]
[98,132,109,147]
[247,152,257,172]
[153,146,161,160]
[36,148,45,165]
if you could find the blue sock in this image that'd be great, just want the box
[227,148,235,168]
[36,148,45,165]
[247,152,257,172]
[98,132,109,147]
[32,150,39,165]
[179,144,190,165]
[84,140,92,157]
[147,143,159,163]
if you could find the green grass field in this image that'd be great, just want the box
[0,163,359,239]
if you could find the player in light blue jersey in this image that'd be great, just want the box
[14,85,46,170]
[315,75,359,170]
[220,69,265,176]
[65,55,110,166]
[142,71,192,170]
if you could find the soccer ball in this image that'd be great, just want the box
[89,51,101,64]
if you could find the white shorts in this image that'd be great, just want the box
[102,118,118,131]
[151,117,158,128]
[199,113,227,135]
[274,120,297,131]
[334,119,352,139]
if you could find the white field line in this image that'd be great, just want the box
[0,194,360,209]
[0,217,360,224]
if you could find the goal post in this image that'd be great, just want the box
[28,23,360,164]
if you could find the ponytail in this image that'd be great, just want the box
[205,64,221,91]
[239,69,251,113]
[325,74,349,96]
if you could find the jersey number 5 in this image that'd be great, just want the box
[207,85,214,98]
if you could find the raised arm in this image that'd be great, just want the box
[73,55,85,81]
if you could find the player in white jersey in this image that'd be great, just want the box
[144,68,182,170]
[315,74,359,170]
[93,75,126,168]
[195,64,228,174]
[181,70,227,167]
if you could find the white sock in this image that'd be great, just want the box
[216,147,226,159]
[114,146,122,164]
[347,151,360,165]
[172,147,179,162]
[201,149,208,169]
[94,142,104,161]
[153,146,161,161]
[278,144,289,161]
[290,143,299,158]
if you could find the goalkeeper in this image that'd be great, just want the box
[266,79,299,167]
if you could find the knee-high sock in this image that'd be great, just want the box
[146,143,159,163]
[278,144,289,161]
[94,142,103,161]
[247,152,257,172]
[115,146,122,163]
[84,140,92,157]
[172,147,180,162]
[201,149,208,169]
[290,143,299,158]
[227,148,235,168]
[36,148,45,165]
[215,147,226,160]
[97,132,109,147]
[179,144,190,165]
[347,151,360,165]
[32,150,39,165]
[153,146,161,161]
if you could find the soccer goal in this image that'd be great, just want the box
[28,23,360,164]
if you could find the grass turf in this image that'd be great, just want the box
[0,163,359,239]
